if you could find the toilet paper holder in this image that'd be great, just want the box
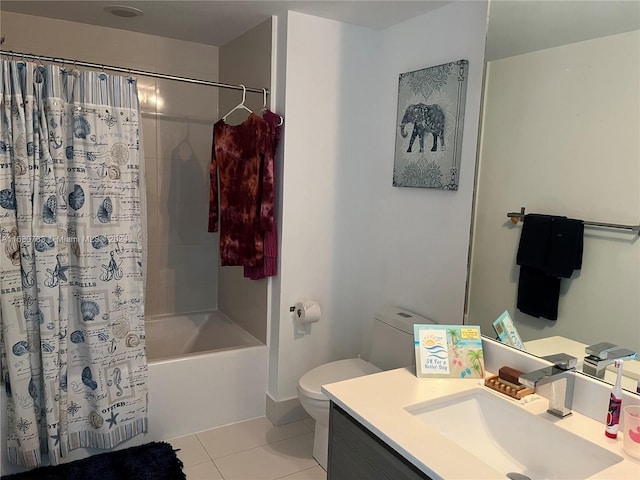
[291,300,321,335]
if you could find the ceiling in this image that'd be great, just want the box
[0,1,449,47]
[486,0,640,61]
[2,1,637,57]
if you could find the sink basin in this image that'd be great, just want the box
[406,388,623,479]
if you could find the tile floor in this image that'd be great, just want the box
[168,417,326,480]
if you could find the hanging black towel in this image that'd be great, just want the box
[515,213,584,320]
[517,266,561,320]
[546,217,584,278]
[516,214,553,269]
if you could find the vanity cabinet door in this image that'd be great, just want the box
[328,402,431,480]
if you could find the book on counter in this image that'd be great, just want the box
[413,324,484,379]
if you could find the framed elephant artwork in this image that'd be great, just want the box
[393,60,469,190]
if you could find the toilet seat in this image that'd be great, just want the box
[298,358,382,400]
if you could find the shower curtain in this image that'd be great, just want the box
[0,60,147,468]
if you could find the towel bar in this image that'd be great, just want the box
[506,207,640,235]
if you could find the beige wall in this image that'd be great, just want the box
[468,31,640,350]
[0,11,221,317]
[217,19,273,343]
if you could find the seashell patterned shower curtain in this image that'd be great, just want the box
[0,60,147,468]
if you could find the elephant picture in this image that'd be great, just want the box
[393,60,468,190]
[400,103,445,153]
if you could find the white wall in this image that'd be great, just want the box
[273,11,382,400]
[270,1,488,402]
[371,0,488,324]
[468,31,640,350]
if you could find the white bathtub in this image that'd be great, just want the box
[145,310,263,362]
[144,310,268,441]
[1,310,268,474]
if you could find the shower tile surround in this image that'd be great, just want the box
[0,10,222,318]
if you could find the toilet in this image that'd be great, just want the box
[297,306,435,469]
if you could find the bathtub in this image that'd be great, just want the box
[144,310,268,441]
[1,310,268,474]
[145,310,263,362]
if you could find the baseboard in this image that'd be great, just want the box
[265,393,309,426]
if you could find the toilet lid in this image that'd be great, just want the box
[298,358,381,400]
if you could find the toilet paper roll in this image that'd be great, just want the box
[293,300,321,333]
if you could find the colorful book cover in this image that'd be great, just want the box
[413,324,484,379]
[492,310,526,351]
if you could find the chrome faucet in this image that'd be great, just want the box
[583,342,637,379]
[519,353,577,418]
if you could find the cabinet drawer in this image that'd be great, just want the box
[328,402,431,480]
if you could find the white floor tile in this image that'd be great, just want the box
[213,432,317,480]
[197,417,311,459]
[276,465,326,480]
[183,460,224,480]
[168,434,210,467]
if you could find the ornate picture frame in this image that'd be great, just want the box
[393,60,469,190]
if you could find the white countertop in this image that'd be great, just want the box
[322,367,640,479]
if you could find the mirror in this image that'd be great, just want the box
[467,0,640,392]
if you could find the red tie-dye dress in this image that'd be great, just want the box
[208,113,276,269]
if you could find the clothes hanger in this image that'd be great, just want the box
[261,87,283,126]
[222,85,252,122]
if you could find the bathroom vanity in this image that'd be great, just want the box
[323,364,639,479]
[328,402,429,479]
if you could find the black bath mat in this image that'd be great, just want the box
[1,441,186,480]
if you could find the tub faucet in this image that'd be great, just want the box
[519,353,577,418]
[583,343,637,379]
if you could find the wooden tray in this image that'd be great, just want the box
[484,375,534,400]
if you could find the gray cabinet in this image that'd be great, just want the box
[328,402,432,480]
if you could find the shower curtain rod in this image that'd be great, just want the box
[0,49,269,94]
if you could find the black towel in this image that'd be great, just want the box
[516,214,553,269]
[546,217,584,278]
[517,266,561,320]
[515,213,584,320]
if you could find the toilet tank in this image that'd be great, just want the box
[368,306,436,371]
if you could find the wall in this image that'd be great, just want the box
[271,11,380,406]
[468,31,640,350]
[270,1,488,404]
[217,19,273,343]
[0,11,221,319]
[370,0,488,326]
